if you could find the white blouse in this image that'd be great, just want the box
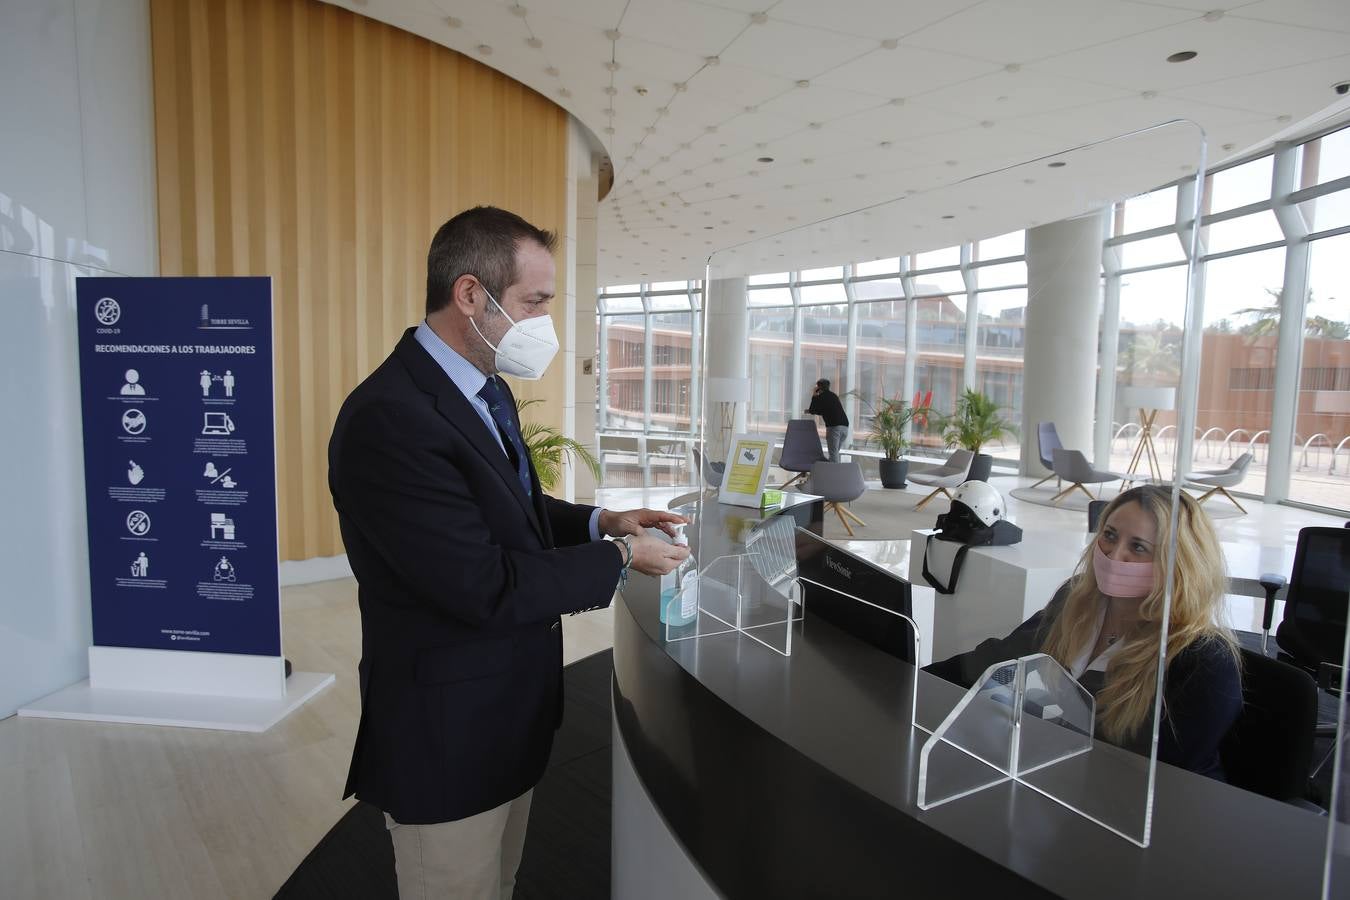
[1068,600,1125,679]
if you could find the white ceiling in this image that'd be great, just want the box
[330,0,1350,283]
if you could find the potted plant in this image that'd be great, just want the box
[940,388,1017,482]
[516,399,601,492]
[866,396,917,489]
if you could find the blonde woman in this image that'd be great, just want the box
[926,485,1242,780]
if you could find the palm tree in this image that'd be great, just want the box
[1236,288,1349,340]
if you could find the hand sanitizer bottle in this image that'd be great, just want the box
[660,526,697,626]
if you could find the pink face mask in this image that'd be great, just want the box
[1092,543,1155,598]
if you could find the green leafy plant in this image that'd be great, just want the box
[940,388,1017,456]
[515,398,601,492]
[866,396,917,461]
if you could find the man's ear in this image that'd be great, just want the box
[449,274,479,316]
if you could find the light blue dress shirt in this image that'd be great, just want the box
[414,321,602,541]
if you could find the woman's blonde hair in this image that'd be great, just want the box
[1040,485,1237,743]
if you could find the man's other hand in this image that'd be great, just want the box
[628,535,690,577]
[599,507,688,539]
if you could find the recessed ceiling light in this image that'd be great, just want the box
[1166,50,1198,63]
[704,226,714,230]
[705,56,720,66]
[1221,142,1235,151]
[796,80,810,89]
[757,156,774,163]
[705,125,718,133]
[941,214,955,219]
[605,29,621,41]
[879,141,893,148]
[704,181,713,188]
[784,184,794,190]
[634,85,648,96]
[1004,63,1021,73]
[657,107,668,115]
[712,157,724,163]
[557,88,571,98]
[682,169,692,176]
[1141,90,1158,99]
[444,16,462,28]
[645,126,656,134]
[881,38,898,50]
[809,122,822,130]
[603,86,617,95]
[730,193,740,199]
[605,61,620,72]
[1022,177,1035,184]
[890,97,905,106]
[744,105,758,113]
[1203,9,1224,22]
[980,120,994,128]
[1276,114,1292,123]
[1048,161,1067,168]
[945,159,958,166]
[854,173,866,180]
[603,107,615,116]
[526,37,543,49]
[802,158,814,165]
[674,82,687,92]
[509,4,528,17]
[545,66,559,77]
[750,11,769,24]
[476,44,493,55]
[641,169,650,175]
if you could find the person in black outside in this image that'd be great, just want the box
[806,378,850,462]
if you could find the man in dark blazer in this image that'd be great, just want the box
[329,206,688,898]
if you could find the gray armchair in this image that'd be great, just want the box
[1050,448,1127,504]
[1032,421,1063,489]
[908,449,973,511]
[1183,452,1253,513]
[779,418,827,489]
[810,461,868,536]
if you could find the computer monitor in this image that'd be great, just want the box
[793,527,915,663]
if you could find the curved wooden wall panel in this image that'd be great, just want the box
[150,0,569,560]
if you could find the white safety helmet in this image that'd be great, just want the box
[951,480,1004,527]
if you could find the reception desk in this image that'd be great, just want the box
[611,495,1327,899]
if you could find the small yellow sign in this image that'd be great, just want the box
[725,439,769,495]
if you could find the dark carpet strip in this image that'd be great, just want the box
[274,650,615,900]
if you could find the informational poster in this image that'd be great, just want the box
[718,434,772,508]
[76,277,280,656]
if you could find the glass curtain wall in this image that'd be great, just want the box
[1102,122,1350,512]
[597,121,1350,513]
[596,282,702,487]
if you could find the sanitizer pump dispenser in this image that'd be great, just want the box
[659,525,697,626]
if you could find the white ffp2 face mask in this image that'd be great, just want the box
[469,284,559,380]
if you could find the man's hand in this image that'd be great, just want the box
[599,507,688,539]
[627,535,689,577]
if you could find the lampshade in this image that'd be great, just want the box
[1120,386,1176,411]
[706,376,752,403]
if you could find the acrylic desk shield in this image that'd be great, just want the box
[701,121,1212,849]
[664,514,804,656]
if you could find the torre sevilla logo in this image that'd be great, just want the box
[199,304,252,330]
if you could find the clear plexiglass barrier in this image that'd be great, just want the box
[696,117,1347,879]
[700,120,1212,850]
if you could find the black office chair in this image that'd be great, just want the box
[1220,648,1319,806]
[1274,526,1350,701]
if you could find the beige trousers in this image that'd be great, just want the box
[384,789,534,900]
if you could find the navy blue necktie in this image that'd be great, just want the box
[477,376,532,497]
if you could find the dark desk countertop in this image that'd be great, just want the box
[612,493,1328,899]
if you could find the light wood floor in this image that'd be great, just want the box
[0,579,617,900]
